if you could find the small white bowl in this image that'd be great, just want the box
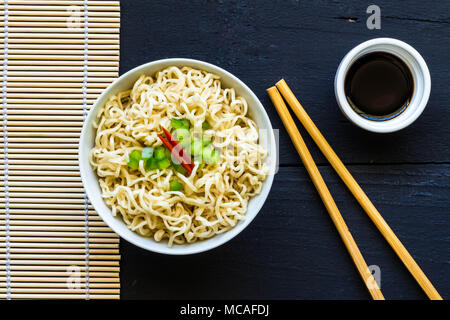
[335,38,431,133]
[79,58,277,255]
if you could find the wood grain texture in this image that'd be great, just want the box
[119,0,450,165]
[120,165,450,300]
[118,0,449,299]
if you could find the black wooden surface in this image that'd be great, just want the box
[118,0,450,299]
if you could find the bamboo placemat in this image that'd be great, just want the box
[0,0,120,299]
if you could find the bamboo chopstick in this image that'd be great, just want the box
[0,238,119,244]
[3,215,101,220]
[7,1,119,5]
[267,87,384,300]
[1,272,119,278]
[0,294,120,299]
[8,17,120,24]
[0,265,119,272]
[275,79,442,300]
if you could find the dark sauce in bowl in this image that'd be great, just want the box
[345,52,414,121]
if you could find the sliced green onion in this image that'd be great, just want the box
[209,150,220,164]
[170,179,183,191]
[202,136,211,147]
[127,150,142,169]
[171,118,184,129]
[202,146,213,163]
[141,147,154,159]
[127,158,139,170]
[164,148,172,160]
[145,157,157,170]
[129,150,141,162]
[181,119,190,129]
[157,158,171,170]
[171,118,190,130]
[173,163,187,175]
[180,139,191,152]
[203,146,220,165]
[155,146,167,160]
[174,128,190,143]
[191,140,203,157]
[202,120,211,130]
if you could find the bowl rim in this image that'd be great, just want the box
[79,58,276,255]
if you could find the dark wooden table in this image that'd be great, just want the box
[118,0,449,299]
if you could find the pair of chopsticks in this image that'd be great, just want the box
[267,80,442,300]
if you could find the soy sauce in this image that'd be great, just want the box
[345,52,414,120]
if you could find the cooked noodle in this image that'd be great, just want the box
[89,66,268,246]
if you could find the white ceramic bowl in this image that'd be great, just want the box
[79,58,277,255]
[335,38,431,133]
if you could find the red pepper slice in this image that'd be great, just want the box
[161,126,194,170]
[157,134,193,175]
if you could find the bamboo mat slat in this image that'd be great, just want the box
[0,0,120,300]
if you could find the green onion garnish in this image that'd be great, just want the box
[157,158,171,170]
[170,179,183,191]
[171,118,190,130]
[210,150,220,164]
[145,157,157,170]
[165,148,172,161]
[180,139,191,154]
[127,159,139,169]
[203,145,220,165]
[141,147,154,159]
[174,128,190,143]
[129,150,141,161]
[191,140,203,157]
[202,136,211,147]
[127,150,142,169]
[155,146,167,160]
[202,120,211,130]
[173,163,187,175]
